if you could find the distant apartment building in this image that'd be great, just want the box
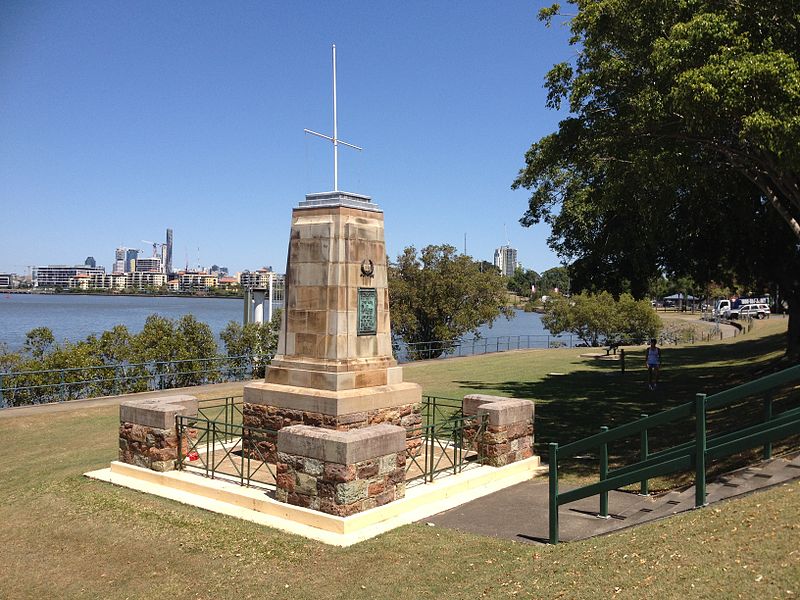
[239,268,276,289]
[0,273,13,288]
[240,270,285,319]
[36,265,106,289]
[217,276,239,291]
[84,256,96,268]
[493,245,518,277]
[135,256,162,273]
[68,271,165,291]
[178,271,218,291]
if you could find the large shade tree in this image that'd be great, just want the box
[513,0,800,360]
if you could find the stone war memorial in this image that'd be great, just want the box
[86,46,541,545]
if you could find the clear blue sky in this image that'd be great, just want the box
[0,1,572,275]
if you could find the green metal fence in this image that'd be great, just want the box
[176,399,278,489]
[0,354,266,408]
[548,364,800,544]
[406,404,487,484]
[177,394,486,489]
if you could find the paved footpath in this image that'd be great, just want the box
[423,454,800,544]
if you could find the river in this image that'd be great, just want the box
[0,293,548,352]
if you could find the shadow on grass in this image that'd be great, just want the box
[455,331,799,479]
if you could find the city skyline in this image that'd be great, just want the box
[1,2,571,275]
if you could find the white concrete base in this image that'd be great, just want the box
[85,456,545,547]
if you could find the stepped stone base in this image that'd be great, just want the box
[243,381,423,462]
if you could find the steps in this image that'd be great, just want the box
[578,454,800,538]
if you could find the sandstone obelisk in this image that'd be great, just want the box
[243,45,421,455]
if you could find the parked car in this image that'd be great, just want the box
[726,303,770,320]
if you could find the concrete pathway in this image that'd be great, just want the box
[422,454,800,544]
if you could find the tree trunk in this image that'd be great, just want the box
[787,292,800,363]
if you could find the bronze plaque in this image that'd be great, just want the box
[357,288,377,335]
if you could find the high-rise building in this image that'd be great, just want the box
[493,245,518,277]
[84,256,96,268]
[125,249,139,273]
[113,247,126,273]
[165,228,173,276]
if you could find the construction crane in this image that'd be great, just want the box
[141,240,165,258]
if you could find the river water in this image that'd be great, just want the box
[0,293,548,352]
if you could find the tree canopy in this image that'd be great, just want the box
[389,244,513,359]
[542,291,661,347]
[514,1,800,359]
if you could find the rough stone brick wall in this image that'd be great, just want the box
[243,401,422,462]
[479,420,534,467]
[275,450,406,516]
[118,422,194,472]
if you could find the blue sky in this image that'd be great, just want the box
[0,1,573,275]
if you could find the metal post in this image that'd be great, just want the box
[599,426,609,518]
[640,414,649,496]
[176,416,183,470]
[0,373,4,408]
[243,287,252,325]
[240,426,246,487]
[695,393,707,507]
[549,443,559,544]
[620,349,625,374]
[60,370,67,402]
[763,393,773,460]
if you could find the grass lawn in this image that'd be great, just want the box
[0,317,798,599]
[406,317,799,486]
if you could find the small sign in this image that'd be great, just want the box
[357,288,377,335]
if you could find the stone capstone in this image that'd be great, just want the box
[462,394,535,468]
[275,423,407,516]
[118,395,198,471]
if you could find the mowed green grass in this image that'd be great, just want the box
[0,318,798,599]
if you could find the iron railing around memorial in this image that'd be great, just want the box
[175,394,486,489]
[0,354,267,408]
[176,399,277,489]
[405,397,487,484]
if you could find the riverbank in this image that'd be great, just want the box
[2,288,243,299]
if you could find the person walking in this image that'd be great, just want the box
[646,338,661,390]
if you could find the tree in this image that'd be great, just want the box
[389,245,513,359]
[542,291,660,346]
[507,267,540,297]
[24,327,55,360]
[539,267,570,295]
[513,1,800,360]
[220,310,281,378]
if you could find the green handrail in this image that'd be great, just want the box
[548,363,800,544]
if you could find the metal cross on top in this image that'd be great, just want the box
[304,44,363,192]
